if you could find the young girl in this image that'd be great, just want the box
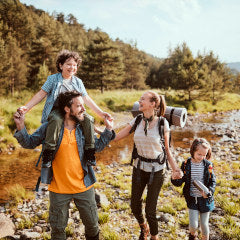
[114,91,182,240]
[171,138,216,240]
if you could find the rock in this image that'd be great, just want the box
[33,225,42,233]
[20,230,41,239]
[0,213,15,238]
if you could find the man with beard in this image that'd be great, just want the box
[13,91,115,240]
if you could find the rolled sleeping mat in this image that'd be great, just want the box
[131,101,187,128]
[164,106,187,128]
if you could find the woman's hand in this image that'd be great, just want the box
[102,112,113,121]
[17,106,28,114]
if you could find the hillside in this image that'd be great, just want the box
[227,62,240,72]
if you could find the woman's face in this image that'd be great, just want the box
[139,92,155,112]
[60,58,78,79]
[193,145,208,163]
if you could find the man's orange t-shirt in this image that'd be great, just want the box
[48,128,93,193]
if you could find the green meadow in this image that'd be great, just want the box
[0,89,240,152]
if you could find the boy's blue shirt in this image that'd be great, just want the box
[41,73,87,123]
[14,123,114,187]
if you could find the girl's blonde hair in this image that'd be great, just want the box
[147,91,166,117]
[190,138,212,160]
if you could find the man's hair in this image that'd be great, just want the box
[56,49,82,72]
[57,91,82,115]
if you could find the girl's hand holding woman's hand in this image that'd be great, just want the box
[171,169,183,179]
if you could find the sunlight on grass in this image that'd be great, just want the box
[6,184,35,205]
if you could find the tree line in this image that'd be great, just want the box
[0,0,239,102]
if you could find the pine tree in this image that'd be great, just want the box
[79,31,124,93]
[35,61,51,90]
[120,42,147,89]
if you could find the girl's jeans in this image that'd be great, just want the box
[131,167,164,236]
[189,208,210,237]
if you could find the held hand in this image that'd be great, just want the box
[13,111,25,130]
[172,169,183,179]
[94,126,103,135]
[17,106,28,114]
[104,117,113,131]
[102,112,113,121]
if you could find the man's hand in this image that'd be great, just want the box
[13,111,25,130]
[104,117,113,131]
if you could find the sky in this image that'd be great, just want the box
[20,0,240,63]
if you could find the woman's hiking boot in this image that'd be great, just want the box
[150,236,159,240]
[85,232,99,240]
[139,223,149,240]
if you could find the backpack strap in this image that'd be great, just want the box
[158,117,170,169]
[129,114,143,165]
[208,163,213,179]
[129,114,143,134]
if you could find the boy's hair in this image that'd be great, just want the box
[190,138,212,160]
[57,91,82,115]
[56,50,82,72]
[147,91,166,117]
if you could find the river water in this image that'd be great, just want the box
[1,110,239,203]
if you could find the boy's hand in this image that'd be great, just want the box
[17,106,28,114]
[104,117,113,131]
[102,112,113,121]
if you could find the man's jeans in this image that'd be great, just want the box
[49,187,99,240]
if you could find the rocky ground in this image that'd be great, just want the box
[0,110,239,240]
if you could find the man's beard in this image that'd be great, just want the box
[69,109,84,122]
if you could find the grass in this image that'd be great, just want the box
[218,216,240,240]
[6,183,35,205]
[1,89,239,152]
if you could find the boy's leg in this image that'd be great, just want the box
[79,113,96,165]
[41,109,63,184]
[44,109,63,151]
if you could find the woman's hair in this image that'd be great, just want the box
[56,50,82,72]
[147,91,166,117]
[190,138,212,160]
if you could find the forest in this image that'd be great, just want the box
[0,0,240,104]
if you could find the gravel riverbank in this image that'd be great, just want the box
[0,110,239,240]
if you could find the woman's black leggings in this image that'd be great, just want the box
[131,167,164,236]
